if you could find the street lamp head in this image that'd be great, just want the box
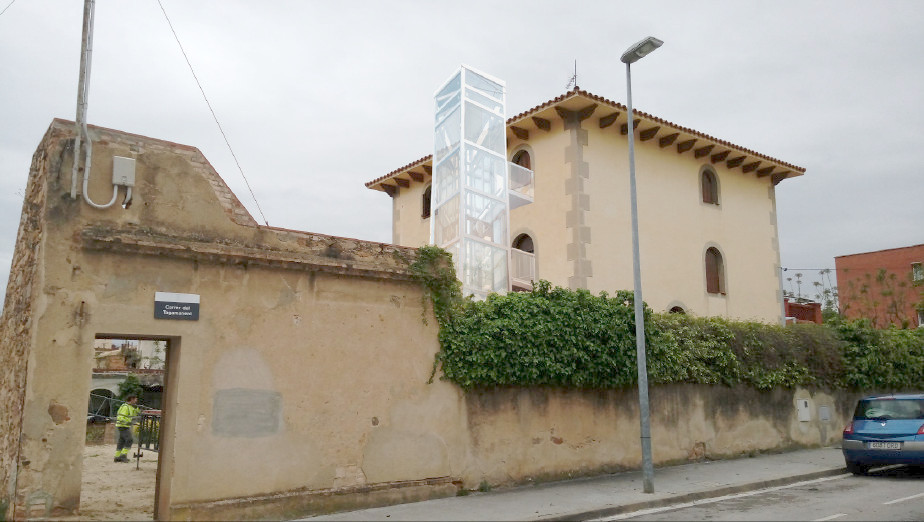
[620,37,664,64]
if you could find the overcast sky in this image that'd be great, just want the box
[2,1,923,304]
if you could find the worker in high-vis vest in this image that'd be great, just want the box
[114,395,140,462]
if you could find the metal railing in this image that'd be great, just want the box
[87,392,156,421]
[508,162,534,209]
[138,411,161,452]
[132,411,161,469]
[511,249,535,290]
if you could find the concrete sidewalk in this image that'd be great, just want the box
[302,447,848,521]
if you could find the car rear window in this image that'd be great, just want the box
[854,398,924,420]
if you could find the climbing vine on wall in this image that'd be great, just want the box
[408,245,465,326]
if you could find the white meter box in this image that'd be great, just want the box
[112,156,136,187]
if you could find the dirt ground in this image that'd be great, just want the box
[65,443,157,521]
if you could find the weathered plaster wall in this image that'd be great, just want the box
[5,121,847,521]
[4,120,452,520]
[461,385,855,488]
[169,383,858,519]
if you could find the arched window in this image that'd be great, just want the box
[668,306,686,314]
[512,233,534,253]
[705,247,726,295]
[421,185,431,219]
[701,168,719,205]
[512,150,531,170]
[511,233,535,292]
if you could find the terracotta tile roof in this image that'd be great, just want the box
[365,155,433,189]
[367,87,805,190]
[521,88,806,173]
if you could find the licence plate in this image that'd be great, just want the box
[868,441,902,450]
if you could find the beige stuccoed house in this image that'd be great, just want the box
[367,87,805,323]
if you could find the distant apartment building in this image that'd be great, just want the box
[784,298,823,324]
[367,86,805,323]
[835,244,924,328]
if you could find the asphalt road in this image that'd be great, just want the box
[599,465,924,521]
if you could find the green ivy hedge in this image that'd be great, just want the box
[438,282,644,388]
[410,249,924,391]
[835,320,924,390]
[647,314,843,390]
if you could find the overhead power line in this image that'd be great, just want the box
[0,0,17,17]
[155,0,269,226]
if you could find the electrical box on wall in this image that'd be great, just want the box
[797,399,811,422]
[112,156,136,187]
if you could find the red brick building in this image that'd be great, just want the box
[784,299,823,324]
[835,244,924,328]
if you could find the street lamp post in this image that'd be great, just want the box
[621,36,662,495]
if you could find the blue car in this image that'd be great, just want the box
[842,393,924,475]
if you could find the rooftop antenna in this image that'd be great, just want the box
[566,60,578,90]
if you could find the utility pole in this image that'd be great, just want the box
[72,0,95,199]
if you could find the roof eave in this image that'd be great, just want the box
[367,87,806,192]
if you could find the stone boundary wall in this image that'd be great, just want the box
[3,120,430,520]
[460,384,857,489]
[2,121,863,521]
[164,384,859,520]
[0,124,57,520]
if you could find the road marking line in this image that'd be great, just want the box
[590,474,851,521]
[813,514,847,521]
[883,492,924,505]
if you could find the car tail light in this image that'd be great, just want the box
[917,423,924,435]
[844,421,854,435]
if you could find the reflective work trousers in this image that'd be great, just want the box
[115,427,133,458]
